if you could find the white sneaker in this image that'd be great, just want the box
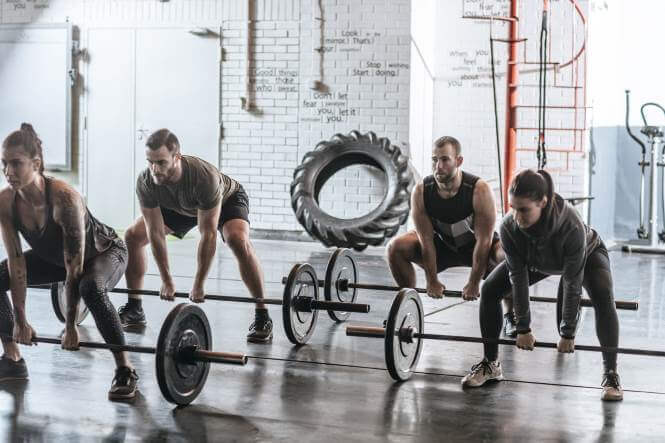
[461,358,504,388]
[601,370,624,401]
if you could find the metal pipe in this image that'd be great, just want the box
[503,0,520,213]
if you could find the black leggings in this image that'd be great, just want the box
[479,245,619,372]
[0,242,128,349]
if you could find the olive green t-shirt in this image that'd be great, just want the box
[136,155,239,217]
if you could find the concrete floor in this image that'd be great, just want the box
[1,238,664,442]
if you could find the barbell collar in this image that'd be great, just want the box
[345,325,386,338]
[188,348,248,365]
[292,296,370,313]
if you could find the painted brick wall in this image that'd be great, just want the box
[221,0,411,230]
[2,0,410,233]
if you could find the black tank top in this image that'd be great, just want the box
[13,177,119,267]
[423,171,479,251]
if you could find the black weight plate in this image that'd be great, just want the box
[282,263,319,345]
[556,280,582,336]
[324,248,358,322]
[385,288,423,381]
[50,282,90,325]
[156,303,211,406]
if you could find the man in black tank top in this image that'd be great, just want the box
[387,136,515,333]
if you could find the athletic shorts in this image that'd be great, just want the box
[434,232,500,276]
[161,185,250,240]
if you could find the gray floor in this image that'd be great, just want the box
[1,238,664,442]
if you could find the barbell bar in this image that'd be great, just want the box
[6,303,246,405]
[33,263,370,345]
[345,289,663,381]
[282,247,639,310]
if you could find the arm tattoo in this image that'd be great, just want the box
[58,191,85,267]
[10,232,22,258]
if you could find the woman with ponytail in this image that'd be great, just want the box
[0,124,138,401]
[461,169,623,401]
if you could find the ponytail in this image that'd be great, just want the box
[2,123,45,174]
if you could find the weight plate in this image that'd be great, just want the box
[282,263,319,345]
[324,248,358,322]
[385,288,423,381]
[156,303,211,406]
[50,282,90,325]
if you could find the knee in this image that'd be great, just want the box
[480,281,504,305]
[386,237,405,262]
[226,232,251,257]
[124,225,148,250]
[79,278,105,304]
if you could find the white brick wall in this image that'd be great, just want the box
[221,0,411,230]
[3,0,410,233]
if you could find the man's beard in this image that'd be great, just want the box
[152,165,177,184]
[434,169,457,185]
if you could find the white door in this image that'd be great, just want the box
[85,27,220,229]
[85,28,135,229]
[133,28,220,218]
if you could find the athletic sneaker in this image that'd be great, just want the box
[108,366,139,401]
[0,355,28,381]
[118,303,147,327]
[601,370,624,401]
[247,317,273,343]
[461,358,504,387]
[503,313,518,338]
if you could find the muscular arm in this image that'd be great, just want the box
[53,189,86,328]
[411,183,439,284]
[194,202,221,289]
[0,196,27,323]
[141,206,173,286]
[468,180,497,286]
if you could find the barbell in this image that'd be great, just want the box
[7,303,246,406]
[346,289,665,381]
[283,247,638,334]
[32,263,370,345]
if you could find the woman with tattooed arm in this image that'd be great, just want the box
[0,123,138,401]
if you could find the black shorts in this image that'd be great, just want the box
[434,233,500,275]
[161,185,250,240]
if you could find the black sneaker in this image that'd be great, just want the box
[247,317,273,343]
[0,355,28,381]
[118,303,147,327]
[503,313,517,338]
[601,370,623,401]
[108,366,139,401]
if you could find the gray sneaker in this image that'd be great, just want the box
[0,355,28,381]
[601,370,623,401]
[461,358,504,388]
[247,317,273,343]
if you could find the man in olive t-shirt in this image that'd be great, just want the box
[118,128,273,343]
